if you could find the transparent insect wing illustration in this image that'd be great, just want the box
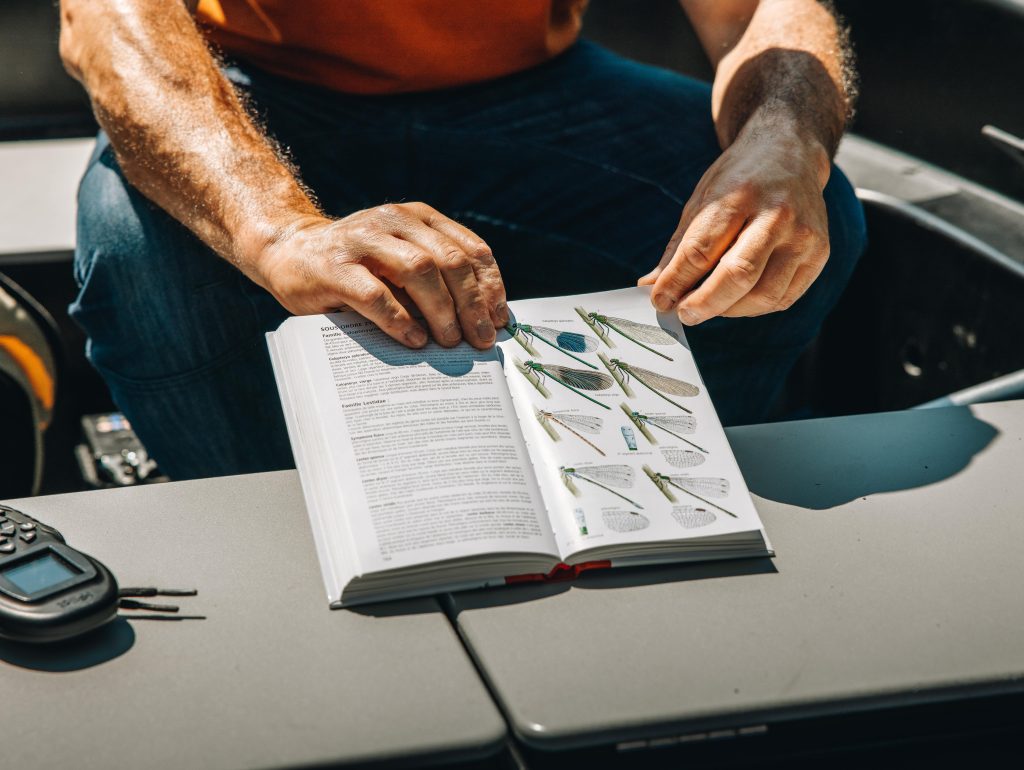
[646,414,697,433]
[671,506,717,529]
[544,365,614,391]
[661,448,706,468]
[547,411,604,433]
[602,510,651,533]
[669,476,730,498]
[601,315,678,346]
[627,364,700,397]
[531,326,599,353]
[572,464,636,488]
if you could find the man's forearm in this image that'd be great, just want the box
[646,0,856,325]
[59,0,319,283]
[683,0,855,161]
[60,0,507,349]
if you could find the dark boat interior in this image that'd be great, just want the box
[2,0,1023,498]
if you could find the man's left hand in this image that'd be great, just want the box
[640,116,832,325]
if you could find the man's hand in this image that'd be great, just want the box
[60,0,508,351]
[651,0,856,324]
[258,203,508,349]
[640,113,831,325]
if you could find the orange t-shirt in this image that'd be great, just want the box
[195,0,588,94]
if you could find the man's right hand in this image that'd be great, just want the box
[60,3,506,351]
[256,203,508,350]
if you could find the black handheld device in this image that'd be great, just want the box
[0,504,119,643]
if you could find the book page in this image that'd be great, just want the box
[277,312,556,576]
[499,286,766,561]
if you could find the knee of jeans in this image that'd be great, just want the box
[823,164,868,281]
[71,146,265,383]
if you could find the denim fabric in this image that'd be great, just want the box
[71,40,866,480]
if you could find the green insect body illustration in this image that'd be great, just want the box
[518,359,613,410]
[507,322,599,369]
[560,464,644,509]
[575,307,677,360]
[602,357,700,413]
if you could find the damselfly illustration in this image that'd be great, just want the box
[620,404,708,453]
[517,359,613,410]
[575,306,678,360]
[671,506,716,529]
[507,321,599,369]
[661,447,706,468]
[602,510,650,533]
[560,464,643,509]
[642,464,736,517]
[602,356,700,412]
[536,408,606,456]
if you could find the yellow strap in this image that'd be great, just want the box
[0,335,55,415]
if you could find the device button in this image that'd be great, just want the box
[0,540,14,554]
[19,522,35,532]
[0,523,15,537]
[19,532,36,544]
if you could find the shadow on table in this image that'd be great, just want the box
[732,405,999,510]
[0,617,134,672]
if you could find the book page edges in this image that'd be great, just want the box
[268,328,357,605]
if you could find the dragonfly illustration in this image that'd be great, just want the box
[661,447,706,469]
[536,409,606,456]
[642,464,736,517]
[518,359,613,410]
[560,464,643,509]
[602,357,700,412]
[621,405,708,453]
[575,307,678,360]
[602,510,650,533]
[671,506,716,529]
[507,322,599,369]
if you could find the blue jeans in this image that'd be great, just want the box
[71,41,866,480]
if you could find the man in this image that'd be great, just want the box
[60,0,865,480]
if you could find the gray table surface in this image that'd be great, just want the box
[1,471,506,770]
[448,400,1024,749]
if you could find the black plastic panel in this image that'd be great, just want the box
[789,198,1024,416]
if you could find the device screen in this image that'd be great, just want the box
[1,552,82,595]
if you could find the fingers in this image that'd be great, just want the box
[675,217,778,324]
[427,216,509,328]
[336,263,428,348]
[379,215,495,349]
[638,199,699,287]
[650,201,747,313]
[721,231,829,318]
[369,203,498,349]
[376,235,463,346]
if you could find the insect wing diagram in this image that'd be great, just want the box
[560,464,643,509]
[535,409,606,456]
[508,321,600,369]
[576,307,678,360]
[517,359,614,410]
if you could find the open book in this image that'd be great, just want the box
[268,287,771,607]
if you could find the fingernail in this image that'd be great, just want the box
[477,319,496,342]
[678,307,701,326]
[406,326,428,347]
[653,292,675,312]
[443,322,462,345]
[495,302,510,325]
[639,269,660,286]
